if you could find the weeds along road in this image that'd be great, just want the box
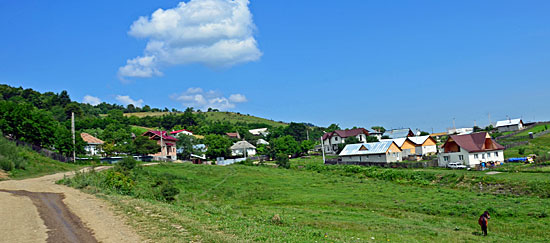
[0,166,142,243]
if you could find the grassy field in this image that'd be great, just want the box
[63,157,550,242]
[503,133,550,158]
[122,111,286,127]
[0,136,84,179]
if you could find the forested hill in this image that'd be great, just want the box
[0,84,326,159]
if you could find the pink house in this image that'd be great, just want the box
[142,130,178,160]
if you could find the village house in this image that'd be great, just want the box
[495,118,524,132]
[142,130,178,160]
[447,127,474,135]
[249,128,269,136]
[322,128,370,154]
[383,128,415,139]
[226,132,241,139]
[170,129,193,136]
[381,137,416,158]
[256,138,269,145]
[80,132,104,156]
[408,135,438,156]
[438,132,505,168]
[230,140,256,157]
[339,141,403,163]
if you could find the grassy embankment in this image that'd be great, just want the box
[62,156,550,242]
[500,124,550,158]
[0,136,84,179]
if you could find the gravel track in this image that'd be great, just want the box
[0,167,142,243]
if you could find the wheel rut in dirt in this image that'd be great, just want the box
[0,189,97,243]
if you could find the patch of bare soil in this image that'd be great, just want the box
[0,189,97,243]
[0,167,141,243]
[0,169,8,180]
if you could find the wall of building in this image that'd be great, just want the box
[341,151,402,163]
[231,148,257,157]
[497,124,522,132]
[438,149,504,167]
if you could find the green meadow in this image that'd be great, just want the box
[62,158,550,242]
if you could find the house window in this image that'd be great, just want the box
[378,155,381,158]
[444,156,449,162]
[495,152,499,157]
[488,153,491,158]
[458,155,464,160]
[474,154,479,159]
[334,137,338,141]
[482,154,485,159]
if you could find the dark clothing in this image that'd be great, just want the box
[481,224,488,236]
[478,213,489,236]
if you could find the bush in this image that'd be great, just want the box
[160,183,180,202]
[519,148,526,155]
[0,155,14,171]
[115,157,137,173]
[276,153,290,169]
[103,170,134,194]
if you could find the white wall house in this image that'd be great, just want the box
[230,141,256,157]
[495,119,524,132]
[80,133,104,156]
[249,128,269,136]
[170,129,194,136]
[447,127,474,135]
[407,136,438,156]
[438,132,505,168]
[339,141,403,163]
[322,128,370,154]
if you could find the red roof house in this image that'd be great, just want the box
[142,130,178,160]
[438,132,505,168]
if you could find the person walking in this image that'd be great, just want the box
[478,211,491,236]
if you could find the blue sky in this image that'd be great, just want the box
[1,0,549,132]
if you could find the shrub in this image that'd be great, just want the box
[115,157,137,173]
[276,153,290,169]
[0,155,14,171]
[160,183,180,202]
[519,148,525,155]
[103,170,134,194]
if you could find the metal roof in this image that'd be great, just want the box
[230,141,256,150]
[384,128,413,139]
[407,135,431,145]
[495,119,522,127]
[380,138,406,147]
[338,141,395,156]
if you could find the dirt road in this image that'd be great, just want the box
[0,167,141,243]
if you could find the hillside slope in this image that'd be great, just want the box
[0,136,82,179]
[124,111,286,127]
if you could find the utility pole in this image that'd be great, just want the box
[71,112,75,163]
[321,132,326,164]
[306,129,309,141]
[160,129,164,161]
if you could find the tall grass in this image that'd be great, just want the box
[0,135,82,179]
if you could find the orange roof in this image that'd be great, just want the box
[80,133,104,144]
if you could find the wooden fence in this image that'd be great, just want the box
[325,159,438,168]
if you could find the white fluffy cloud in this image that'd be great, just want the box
[229,93,247,103]
[118,0,262,78]
[116,95,144,107]
[82,95,102,106]
[172,87,247,110]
